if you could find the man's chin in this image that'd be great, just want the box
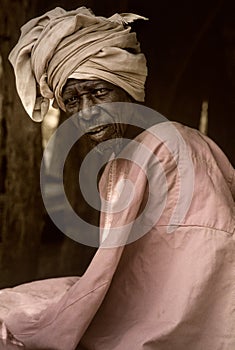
[87,135,124,156]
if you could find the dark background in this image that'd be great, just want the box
[0,0,234,287]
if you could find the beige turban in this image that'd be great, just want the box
[8,7,148,122]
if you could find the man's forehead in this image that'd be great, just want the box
[63,79,115,92]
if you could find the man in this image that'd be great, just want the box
[0,6,234,350]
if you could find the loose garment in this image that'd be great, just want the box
[0,122,234,349]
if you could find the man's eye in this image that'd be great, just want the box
[64,96,79,105]
[93,88,110,97]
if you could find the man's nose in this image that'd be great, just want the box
[79,94,98,121]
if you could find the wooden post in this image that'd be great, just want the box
[0,0,45,287]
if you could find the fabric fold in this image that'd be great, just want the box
[8,7,148,121]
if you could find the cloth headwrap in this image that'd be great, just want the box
[8,7,148,122]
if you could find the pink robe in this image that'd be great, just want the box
[0,122,234,350]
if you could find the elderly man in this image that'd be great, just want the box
[0,6,235,350]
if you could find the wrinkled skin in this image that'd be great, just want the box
[62,79,136,154]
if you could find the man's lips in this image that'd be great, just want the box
[86,125,115,141]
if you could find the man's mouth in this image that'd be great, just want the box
[86,125,115,141]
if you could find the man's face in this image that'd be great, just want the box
[62,79,132,148]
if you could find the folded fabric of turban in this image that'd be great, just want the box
[8,7,148,121]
